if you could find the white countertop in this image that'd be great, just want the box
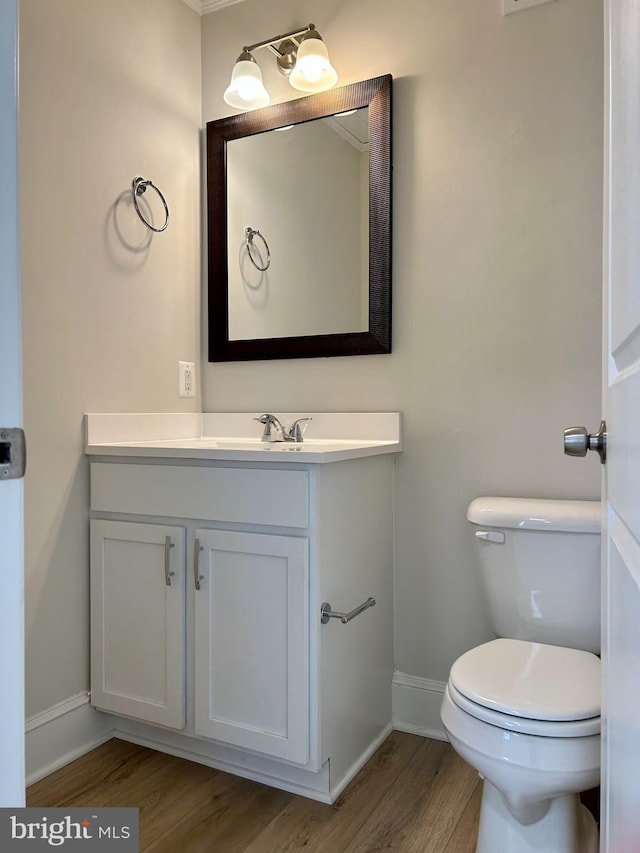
[85,412,402,464]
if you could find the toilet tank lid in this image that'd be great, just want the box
[467,497,601,533]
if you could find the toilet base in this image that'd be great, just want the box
[475,780,598,853]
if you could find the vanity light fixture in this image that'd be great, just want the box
[223,23,338,111]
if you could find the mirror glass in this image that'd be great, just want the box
[206,75,391,361]
[227,108,369,341]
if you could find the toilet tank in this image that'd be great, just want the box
[467,497,601,654]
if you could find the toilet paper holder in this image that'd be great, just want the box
[320,597,376,625]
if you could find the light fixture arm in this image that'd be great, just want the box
[243,24,316,57]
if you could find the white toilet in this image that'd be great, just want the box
[440,497,601,853]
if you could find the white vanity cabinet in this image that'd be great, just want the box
[88,454,394,802]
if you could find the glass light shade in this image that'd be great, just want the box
[224,59,270,110]
[289,37,338,93]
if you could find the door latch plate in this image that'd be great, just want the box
[0,428,26,480]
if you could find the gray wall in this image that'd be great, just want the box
[20,0,201,717]
[201,0,604,682]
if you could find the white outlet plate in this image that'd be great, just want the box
[178,361,196,398]
[503,0,558,14]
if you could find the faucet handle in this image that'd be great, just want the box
[289,417,312,443]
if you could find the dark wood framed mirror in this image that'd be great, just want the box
[206,74,392,362]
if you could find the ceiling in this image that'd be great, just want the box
[181,0,246,14]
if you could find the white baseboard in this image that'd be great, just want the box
[392,671,448,741]
[25,693,114,787]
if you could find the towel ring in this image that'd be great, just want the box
[245,227,271,271]
[131,177,169,233]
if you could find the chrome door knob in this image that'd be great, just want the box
[563,420,607,463]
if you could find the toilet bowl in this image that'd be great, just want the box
[441,639,600,853]
[440,498,602,853]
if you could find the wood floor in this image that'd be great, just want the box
[27,733,482,852]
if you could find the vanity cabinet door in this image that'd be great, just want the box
[194,529,309,765]
[90,520,186,730]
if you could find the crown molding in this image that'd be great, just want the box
[181,0,246,14]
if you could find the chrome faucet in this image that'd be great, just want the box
[254,414,312,443]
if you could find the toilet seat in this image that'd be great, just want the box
[447,682,600,737]
[449,638,601,737]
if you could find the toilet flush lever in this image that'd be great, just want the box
[563,420,607,464]
[475,531,505,544]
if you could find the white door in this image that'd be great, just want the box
[600,1,640,848]
[90,520,186,730]
[194,529,310,765]
[0,0,25,807]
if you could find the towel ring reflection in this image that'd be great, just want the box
[131,177,169,233]
[245,227,271,271]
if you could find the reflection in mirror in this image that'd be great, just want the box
[227,108,369,341]
[207,75,392,362]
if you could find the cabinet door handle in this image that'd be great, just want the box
[164,535,175,586]
[194,538,205,590]
[320,597,376,624]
